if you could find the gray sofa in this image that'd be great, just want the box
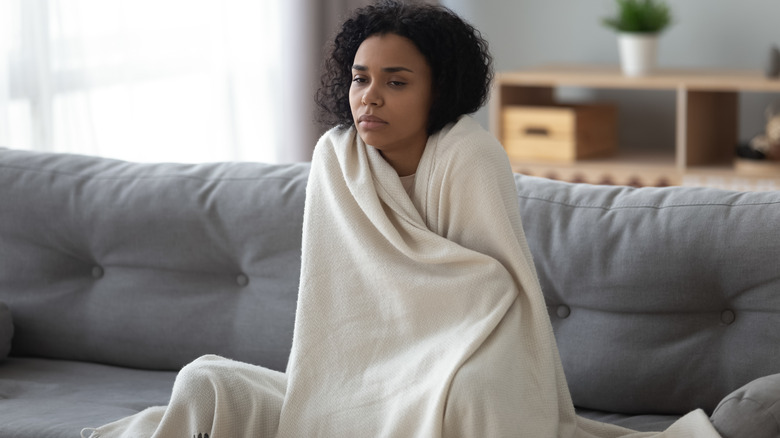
[1,147,779,438]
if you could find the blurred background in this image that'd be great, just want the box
[1,0,778,163]
[443,0,780,156]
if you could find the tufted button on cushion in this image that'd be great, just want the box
[556,305,571,319]
[720,310,736,325]
[236,274,249,287]
[0,149,308,372]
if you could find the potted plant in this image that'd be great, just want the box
[602,0,672,76]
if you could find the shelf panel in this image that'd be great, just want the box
[509,149,680,187]
[510,151,780,190]
[682,170,780,192]
[498,64,780,92]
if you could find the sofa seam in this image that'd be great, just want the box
[517,194,780,211]
[0,162,303,183]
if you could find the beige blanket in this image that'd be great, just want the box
[86,116,720,437]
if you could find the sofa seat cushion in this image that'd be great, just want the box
[576,408,678,432]
[0,357,176,438]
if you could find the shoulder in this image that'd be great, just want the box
[312,125,356,161]
[431,116,512,179]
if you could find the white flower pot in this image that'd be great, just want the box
[618,33,659,76]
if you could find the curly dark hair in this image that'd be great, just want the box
[315,0,493,135]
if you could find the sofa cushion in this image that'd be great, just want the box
[0,301,12,360]
[0,357,175,438]
[514,174,780,416]
[576,408,677,432]
[710,373,780,438]
[0,149,309,371]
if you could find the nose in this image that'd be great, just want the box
[361,83,383,106]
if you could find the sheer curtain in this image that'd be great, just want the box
[276,0,372,162]
[0,0,435,163]
[0,0,342,163]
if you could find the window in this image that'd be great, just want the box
[0,0,282,163]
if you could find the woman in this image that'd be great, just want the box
[86,1,721,436]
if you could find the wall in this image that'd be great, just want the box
[441,0,780,150]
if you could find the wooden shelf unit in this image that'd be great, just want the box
[490,64,780,190]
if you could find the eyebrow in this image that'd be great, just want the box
[351,65,414,73]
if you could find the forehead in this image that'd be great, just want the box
[352,33,429,71]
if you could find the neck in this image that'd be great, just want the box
[380,148,423,177]
[378,133,429,176]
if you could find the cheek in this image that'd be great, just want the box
[409,93,433,121]
[348,90,361,119]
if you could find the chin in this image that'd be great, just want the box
[357,132,386,149]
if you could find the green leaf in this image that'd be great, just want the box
[602,0,672,33]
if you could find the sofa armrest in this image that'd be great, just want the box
[711,373,780,438]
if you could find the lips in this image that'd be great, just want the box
[358,114,388,130]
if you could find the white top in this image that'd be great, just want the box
[399,173,415,198]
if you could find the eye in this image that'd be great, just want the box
[388,81,406,87]
[352,76,367,84]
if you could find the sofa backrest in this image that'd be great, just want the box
[514,173,780,416]
[0,149,308,371]
[3,148,780,416]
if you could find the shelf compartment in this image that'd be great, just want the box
[491,64,780,189]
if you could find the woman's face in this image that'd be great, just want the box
[349,33,433,176]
